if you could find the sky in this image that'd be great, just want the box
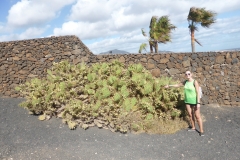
[0,0,240,54]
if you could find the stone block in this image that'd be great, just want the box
[49,57,55,61]
[213,64,220,69]
[232,52,237,58]
[26,53,32,57]
[129,61,134,65]
[4,91,11,96]
[53,49,60,54]
[12,49,19,54]
[159,58,169,64]
[45,54,53,58]
[28,74,38,78]
[19,70,28,75]
[167,62,174,68]
[28,57,37,61]
[151,68,161,77]
[232,58,239,64]
[72,49,81,55]
[215,55,225,64]
[70,55,75,59]
[73,58,82,65]
[63,51,72,56]
[175,63,181,69]
[140,58,147,63]
[202,60,210,65]
[230,102,240,106]
[169,68,180,75]
[178,55,183,60]
[148,59,155,64]
[13,56,20,61]
[226,58,232,64]
[119,56,125,63]
[147,63,155,69]
[169,57,175,62]
[158,64,167,69]
[196,67,203,72]
[182,59,190,67]
[153,55,160,61]
[40,58,47,63]
[191,54,198,60]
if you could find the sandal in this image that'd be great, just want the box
[199,132,205,136]
[187,128,196,131]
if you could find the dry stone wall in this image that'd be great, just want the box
[90,52,240,106]
[0,35,93,98]
[0,35,239,106]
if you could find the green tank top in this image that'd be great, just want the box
[184,80,197,104]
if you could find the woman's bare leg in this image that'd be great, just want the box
[186,104,195,129]
[194,106,204,133]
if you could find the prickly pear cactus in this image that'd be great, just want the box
[16,60,186,134]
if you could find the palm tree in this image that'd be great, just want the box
[139,16,176,53]
[187,7,216,52]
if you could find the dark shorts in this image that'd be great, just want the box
[185,103,200,107]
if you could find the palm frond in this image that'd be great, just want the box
[188,24,198,32]
[187,7,203,23]
[200,10,216,28]
[188,7,216,26]
[150,16,158,29]
[139,43,148,53]
[149,15,176,44]
[140,15,176,53]
[141,28,147,37]
[195,39,202,46]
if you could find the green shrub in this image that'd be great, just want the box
[16,60,187,134]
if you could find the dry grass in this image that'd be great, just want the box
[128,111,189,135]
[128,108,207,135]
[145,118,189,134]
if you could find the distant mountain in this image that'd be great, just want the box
[99,49,129,55]
[217,48,240,52]
[141,50,174,53]
[99,49,174,54]
[158,50,173,53]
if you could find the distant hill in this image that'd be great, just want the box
[218,48,240,52]
[140,50,174,53]
[99,49,129,55]
[158,50,173,53]
[99,49,173,54]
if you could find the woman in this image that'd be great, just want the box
[165,71,204,136]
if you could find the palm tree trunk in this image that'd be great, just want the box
[154,42,158,53]
[149,41,153,53]
[191,30,195,53]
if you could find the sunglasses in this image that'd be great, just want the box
[185,73,191,76]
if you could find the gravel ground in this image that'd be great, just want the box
[0,97,240,160]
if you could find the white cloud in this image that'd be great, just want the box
[19,26,49,39]
[53,21,118,39]
[68,0,114,22]
[198,0,240,13]
[7,0,77,28]
[56,0,240,41]
[2,0,240,53]
[86,12,240,54]
[0,26,49,42]
[87,29,145,54]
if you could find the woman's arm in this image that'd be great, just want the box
[165,83,184,88]
[194,80,201,104]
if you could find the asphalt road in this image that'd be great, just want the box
[0,97,240,160]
